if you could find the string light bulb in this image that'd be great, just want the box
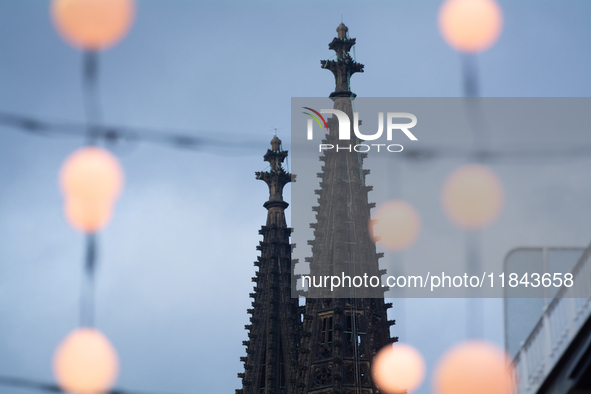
[51,0,135,50]
[370,200,421,251]
[60,147,124,233]
[372,343,426,394]
[53,328,119,394]
[438,0,503,53]
[441,164,503,229]
[433,340,513,394]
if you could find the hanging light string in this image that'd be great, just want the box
[51,0,136,383]
[83,51,102,146]
[41,3,270,394]
[81,46,102,328]
[81,233,97,327]
[0,110,266,153]
[462,54,479,99]
[2,110,591,162]
[0,375,184,394]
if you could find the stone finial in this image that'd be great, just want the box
[337,23,348,39]
[271,135,281,151]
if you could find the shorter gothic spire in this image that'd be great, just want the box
[238,136,301,394]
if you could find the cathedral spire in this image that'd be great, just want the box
[321,23,364,98]
[299,25,394,393]
[239,137,301,394]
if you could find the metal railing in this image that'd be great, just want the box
[513,247,591,394]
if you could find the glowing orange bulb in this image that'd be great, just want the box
[51,0,135,50]
[433,340,514,394]
[60,147,123,205]
[370,200,421,251]
[441,164,503,229]
[60,147,123,233]
[372,343,426,394]
[53,328,119,394]
[439,0,503,53]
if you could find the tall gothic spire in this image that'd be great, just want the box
[238,136,302,394]
[299,24,395,393]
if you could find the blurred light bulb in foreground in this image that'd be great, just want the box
[370,200,421,251]
[441,164,503,229]
[433,340,514,394]
[439,0,503,53]
[60,147,123,203]
[372,343,426,394]
[60,147,124,233]
[53,328,119,394]
[51,0,136,50]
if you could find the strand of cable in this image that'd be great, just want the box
[2,110,591,162]
[0,111,265,153]
[0,375,182,394]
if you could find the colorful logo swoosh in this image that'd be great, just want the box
[302,107,328,130]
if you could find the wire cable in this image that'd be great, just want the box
[0,375,185,394]
[0,111,266,154]
[2,110,591,162]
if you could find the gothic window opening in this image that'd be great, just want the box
[344,312,366,358]
[320,315,333,346]
[259,350,266,393]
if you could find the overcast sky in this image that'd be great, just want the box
[1,1,591,394]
